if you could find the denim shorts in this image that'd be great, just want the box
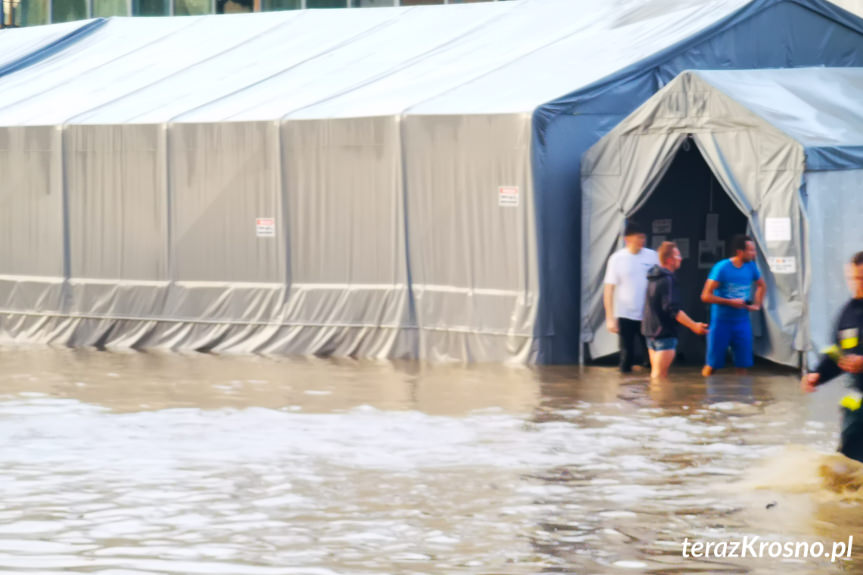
[646,337,678,351]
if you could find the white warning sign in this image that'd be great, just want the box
[768,256,796,274]
[256,217,275,238]
[765,217,792,242]
[498,186,519,207]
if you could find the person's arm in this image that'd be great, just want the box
[701,279,746,308]
[748,277,766,311]
[603,255,619,334]
[803,309,846,392]
[603,284,618,333]
[659,275,708,335]
[676,310,708,335]
[803,346,843,392]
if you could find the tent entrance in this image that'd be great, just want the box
[631,139,748,364]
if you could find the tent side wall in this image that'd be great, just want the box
[0,112,538,361]
[404,113,538,363]
[804,169,863,363]
[65,124,170,331]
[0,126,65,321]
[158,120,286,351]
[533,0,863,364]
[275,116,414,359]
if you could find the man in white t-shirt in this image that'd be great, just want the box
[603,220,659,373]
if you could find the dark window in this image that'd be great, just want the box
[133,0,169,16]
[307,0,347,7]
[51,0,87,22]
[350,0,395,6]
[261,0,298,8]
[217,0,251,13]
[174,0,210,15]
[94,0,129,16]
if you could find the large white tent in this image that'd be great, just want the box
[0,0,862,362]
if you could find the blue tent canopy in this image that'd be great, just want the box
[533,0,863,363]
[580,67,863,367]
[695,68,863,170]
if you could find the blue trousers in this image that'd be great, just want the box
[706,319,753,369]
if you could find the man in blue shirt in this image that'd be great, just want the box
[700,235,766,376]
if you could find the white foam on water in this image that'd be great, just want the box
[613,560,648,568]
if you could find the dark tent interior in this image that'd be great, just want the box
[629,139,752,365]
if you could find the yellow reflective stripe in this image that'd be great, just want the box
[842,337,860,350]
[823,345,842,361]
[841,394,863,411]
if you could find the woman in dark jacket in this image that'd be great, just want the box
[642,242,709,379]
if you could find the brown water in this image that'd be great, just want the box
[0,347,860,574]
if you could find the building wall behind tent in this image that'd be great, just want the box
[533,0,863,364]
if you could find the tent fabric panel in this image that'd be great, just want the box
[66,124,167,281]
[281,117,411,337]
[0,19,106,78]
[0,18,198,126]
[805,145,863,171]
[88,9,397,124]
[404,113,538,362]
[169,121,283,285]
[180,3,517,123]
[409,0,751,116]
[0,126,64,279]
[283,117,405,287]
[804,169,863,364]
[695,68,863,153]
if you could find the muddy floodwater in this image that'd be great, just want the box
[0,348,862,574]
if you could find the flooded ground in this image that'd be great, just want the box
[0,347,860,574]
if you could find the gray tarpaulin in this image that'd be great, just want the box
[582,68,863,368]
[0,4,556,361]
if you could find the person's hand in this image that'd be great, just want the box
[606,318,619,334]
[729,299,747,309]
[801,372,820,393]
[839,354,863,374]
[746,303,761,312]
[692,322,709,336]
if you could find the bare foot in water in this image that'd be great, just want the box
[702,365,713,377]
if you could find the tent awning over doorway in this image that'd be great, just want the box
[581,67,863,367]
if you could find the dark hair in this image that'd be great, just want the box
[658,241,678,264]
[623,220,644,237]
[852,252,863,266]
[731,234,754,254]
